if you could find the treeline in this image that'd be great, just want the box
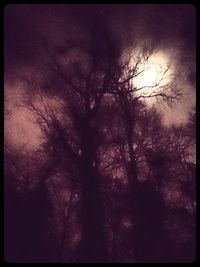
[4,25,195,263]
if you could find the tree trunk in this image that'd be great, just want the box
[77,163,108,262]
[76,116,109,262]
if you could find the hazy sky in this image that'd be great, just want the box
[4,4,196,150]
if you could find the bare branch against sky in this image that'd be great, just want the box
[4,4,196,263]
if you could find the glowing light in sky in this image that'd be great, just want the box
[138,65,158,86]
[4,49,194,152]
[132,50,174,96]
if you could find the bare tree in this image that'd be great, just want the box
[17,24,192,262]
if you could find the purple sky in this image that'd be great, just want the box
[4,4,196,150]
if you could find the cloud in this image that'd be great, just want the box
[4,4,196,150]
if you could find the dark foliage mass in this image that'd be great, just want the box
[4,5,195,263]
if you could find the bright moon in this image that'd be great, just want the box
[138,66,159,86]
[132,50,173,96]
